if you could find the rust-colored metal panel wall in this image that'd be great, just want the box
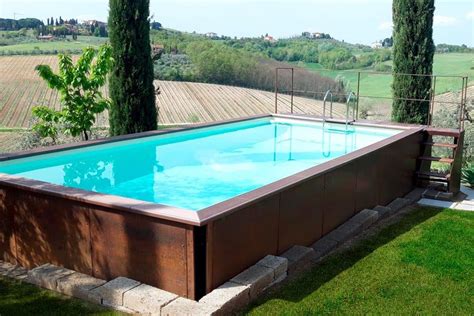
[206,196,280,291]
[322,163,357,234]
[205,131,423,293]
[90,208,194,298]
[10,188,92,273]
[278,176,324,253]
[377,133,421,205]
[0,185,196,299]
[0,187,16,263]
[355,153,379,211]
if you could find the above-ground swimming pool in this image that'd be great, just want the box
[0,114,423,299]
[0,117,400,211]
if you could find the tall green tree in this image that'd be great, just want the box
[108,0,157,135]
[391,0,435,124]
[33,45,113,142]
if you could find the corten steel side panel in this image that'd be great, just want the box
[277,176,324,253]
[355,153,379,211]
[90,208,193,298]
[206,195,279,292]
[377,133,421,205]
[322,163,357,235]
[0,187,17,263]
[11,189,92,273]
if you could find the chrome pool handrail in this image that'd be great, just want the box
[346,92,356,130]
[323,90,333,120]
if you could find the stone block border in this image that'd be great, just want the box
[0,189,422,315]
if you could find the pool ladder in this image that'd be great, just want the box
[322,90,357,131]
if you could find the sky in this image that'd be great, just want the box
[1,0,473,46]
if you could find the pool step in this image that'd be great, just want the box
[418,156,454,164]
[425,127,461,138]
[416,127,463,194]
[422,142,457,149]
[416,171,451,182]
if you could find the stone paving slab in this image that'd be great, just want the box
[5,266,28,280]
[387,198,410,213]
[102,301,138,314]
[199,281,250,315]
[90,277,141,307]
[404,188,424,203]
[230,264,273,299]
[324,221,361,245]
[56,272,107,302]
[311,237,338,259]
[256,255,288,280]
[418,198,457,209]
[374,205,392,219]
[27,264,75,290]
[161,297,218,316]
[123,283,178,315]
[0,261,16,274]
[349,209,379,230]
[453,203,474,211]
[281,245,315,274]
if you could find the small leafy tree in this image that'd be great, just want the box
[33,45,113,142]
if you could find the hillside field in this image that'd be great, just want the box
[0,35,108,54]
[0,55,350,129]
[297,53,474,98]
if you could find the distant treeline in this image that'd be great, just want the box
[223,37,392,70]
[152,32,346,100]
[151,29,392,72]
[0,18,43,31]
[436,43,474,53]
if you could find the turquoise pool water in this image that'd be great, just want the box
[0,118,400,210]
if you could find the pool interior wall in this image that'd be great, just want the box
[0,117,400,211]
[0,114,424,300]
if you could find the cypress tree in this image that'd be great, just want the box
[391,0,435,124]
[108,0,157,135]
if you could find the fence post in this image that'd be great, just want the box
[429,76,437,126]
[291,68,294,114]
[460,76,467,130]
[356,72,361,120]
[274,68,278,114]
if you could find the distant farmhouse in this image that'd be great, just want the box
[371,38,393,49]
[263,35,277,43]
[371,41,383,49]
[302,31,332,40]
[37,35,54,40]
[205,32,218,39]
[82,20,107,27]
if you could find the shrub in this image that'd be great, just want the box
[462,163,474,188]
[33,45,113,141]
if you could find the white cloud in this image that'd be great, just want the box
[434,15,457,26]
[467,11,474,19]
[378,21,393,31]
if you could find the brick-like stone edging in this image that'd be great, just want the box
[0,188,422,315]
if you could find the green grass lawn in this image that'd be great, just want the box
[0,277,121,315]
[0,36,108,53]
[298,53,474,98]
[246,207,474,315]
